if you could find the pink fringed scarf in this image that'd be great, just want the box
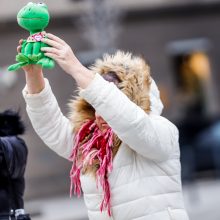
[69,120,114,216]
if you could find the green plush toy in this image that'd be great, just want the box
[8,2,55,71]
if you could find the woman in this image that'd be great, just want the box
[21,33,189,220]
[0,110,30,220]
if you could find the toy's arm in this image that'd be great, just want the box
[8,39,28,71]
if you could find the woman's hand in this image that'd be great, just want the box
[17,40,45,94]
[41,33,82,76]
[17,40,42,75]
[41,33,95,89]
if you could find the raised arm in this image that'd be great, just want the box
[16,40,45,94]
[80,74,178,161]
[19,42,74,158]
[22,77,74,159]
[41,34,178,162]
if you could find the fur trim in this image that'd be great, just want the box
[69,50,151,132]
[0,110,25,136]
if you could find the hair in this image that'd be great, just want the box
[0,110,25,136]
[102,71,122,86]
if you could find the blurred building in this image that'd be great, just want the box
[0,0,220,201]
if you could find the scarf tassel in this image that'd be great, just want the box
[69,120,114,216]
[70,166,82,198]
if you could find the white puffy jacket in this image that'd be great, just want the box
[23,74,189,220]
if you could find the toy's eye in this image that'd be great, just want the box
[37,2,46,6]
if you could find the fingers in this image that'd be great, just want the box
[41,47,61,61]
[41,38,63,49]
[17,39,23,53]
[43,52,58,60]
[41,47,60,56]
[46,33,66,46]
[41,33,66,49]
[17,45,21,53]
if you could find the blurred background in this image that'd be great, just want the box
[1,0,220,219]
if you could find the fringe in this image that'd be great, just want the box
[69,120,114,216]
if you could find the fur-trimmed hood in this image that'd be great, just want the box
[69,50,163,131]
[0,110,25,136]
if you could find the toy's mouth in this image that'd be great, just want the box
[18,17,46,20]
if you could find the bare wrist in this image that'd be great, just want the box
[25,71,45,94]
[70,65,95,89]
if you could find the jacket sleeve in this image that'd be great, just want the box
[80,74,178,161]
[22,79,74,159]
